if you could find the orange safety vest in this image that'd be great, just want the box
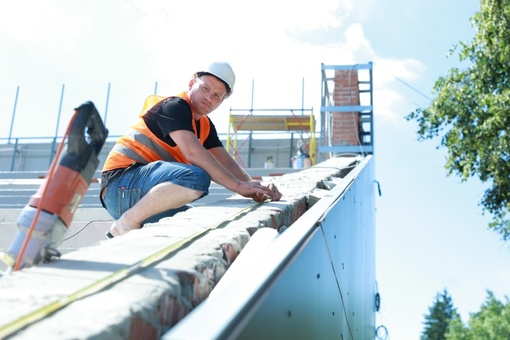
[102,92,211,172]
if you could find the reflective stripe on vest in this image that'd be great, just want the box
[109,128,179,164]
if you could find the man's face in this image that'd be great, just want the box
[188,75,227,117]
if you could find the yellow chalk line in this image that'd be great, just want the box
[0,201,263,338]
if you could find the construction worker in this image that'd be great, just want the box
[100,61,282,237]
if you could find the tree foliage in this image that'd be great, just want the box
[446,291,510,339]
[421,289,458,340]
[406,0,510,239]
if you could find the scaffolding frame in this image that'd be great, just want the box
[320,63,374,156]
[226,108,316,168]
[226,77,316,168]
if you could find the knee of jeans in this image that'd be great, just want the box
[194,167,211,188]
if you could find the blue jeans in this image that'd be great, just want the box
[102,161,211,225]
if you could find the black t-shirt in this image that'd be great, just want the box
[99,96,223,202]
[143,96,223,149]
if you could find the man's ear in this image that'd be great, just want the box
[188,78,196,90]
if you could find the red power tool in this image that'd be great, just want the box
[0,101,108,270]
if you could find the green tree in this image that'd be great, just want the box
[421,289,458,340]
[406,0,510,239]
[446,290,510,339]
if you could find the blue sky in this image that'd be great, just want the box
[2,1,510,338]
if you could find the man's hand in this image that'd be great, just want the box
[265,183,282,201]
[238,181,282,202]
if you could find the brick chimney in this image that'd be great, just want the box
[333,69,360,146]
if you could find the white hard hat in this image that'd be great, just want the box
[200,61,236,95]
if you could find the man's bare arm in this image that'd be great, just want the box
[170,130,272,200]
[208,146,252,181]
[209,146,283,201]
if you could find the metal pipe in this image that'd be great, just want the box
[247,79,255,168]
[10,138,19,171]
[49,84,65,166]
[103,83,111,125]
[301,77,304,115]
[8,86,20,144]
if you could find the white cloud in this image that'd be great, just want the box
[372,57,427,123]
[0,0,427,137]
[0,1,89,52]
[129,0,357,79]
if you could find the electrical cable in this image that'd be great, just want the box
[371,61,433,103]
[63,219,115,241]
[375,325,389,340]
[13,110,78,271]
[392,75,433,102]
